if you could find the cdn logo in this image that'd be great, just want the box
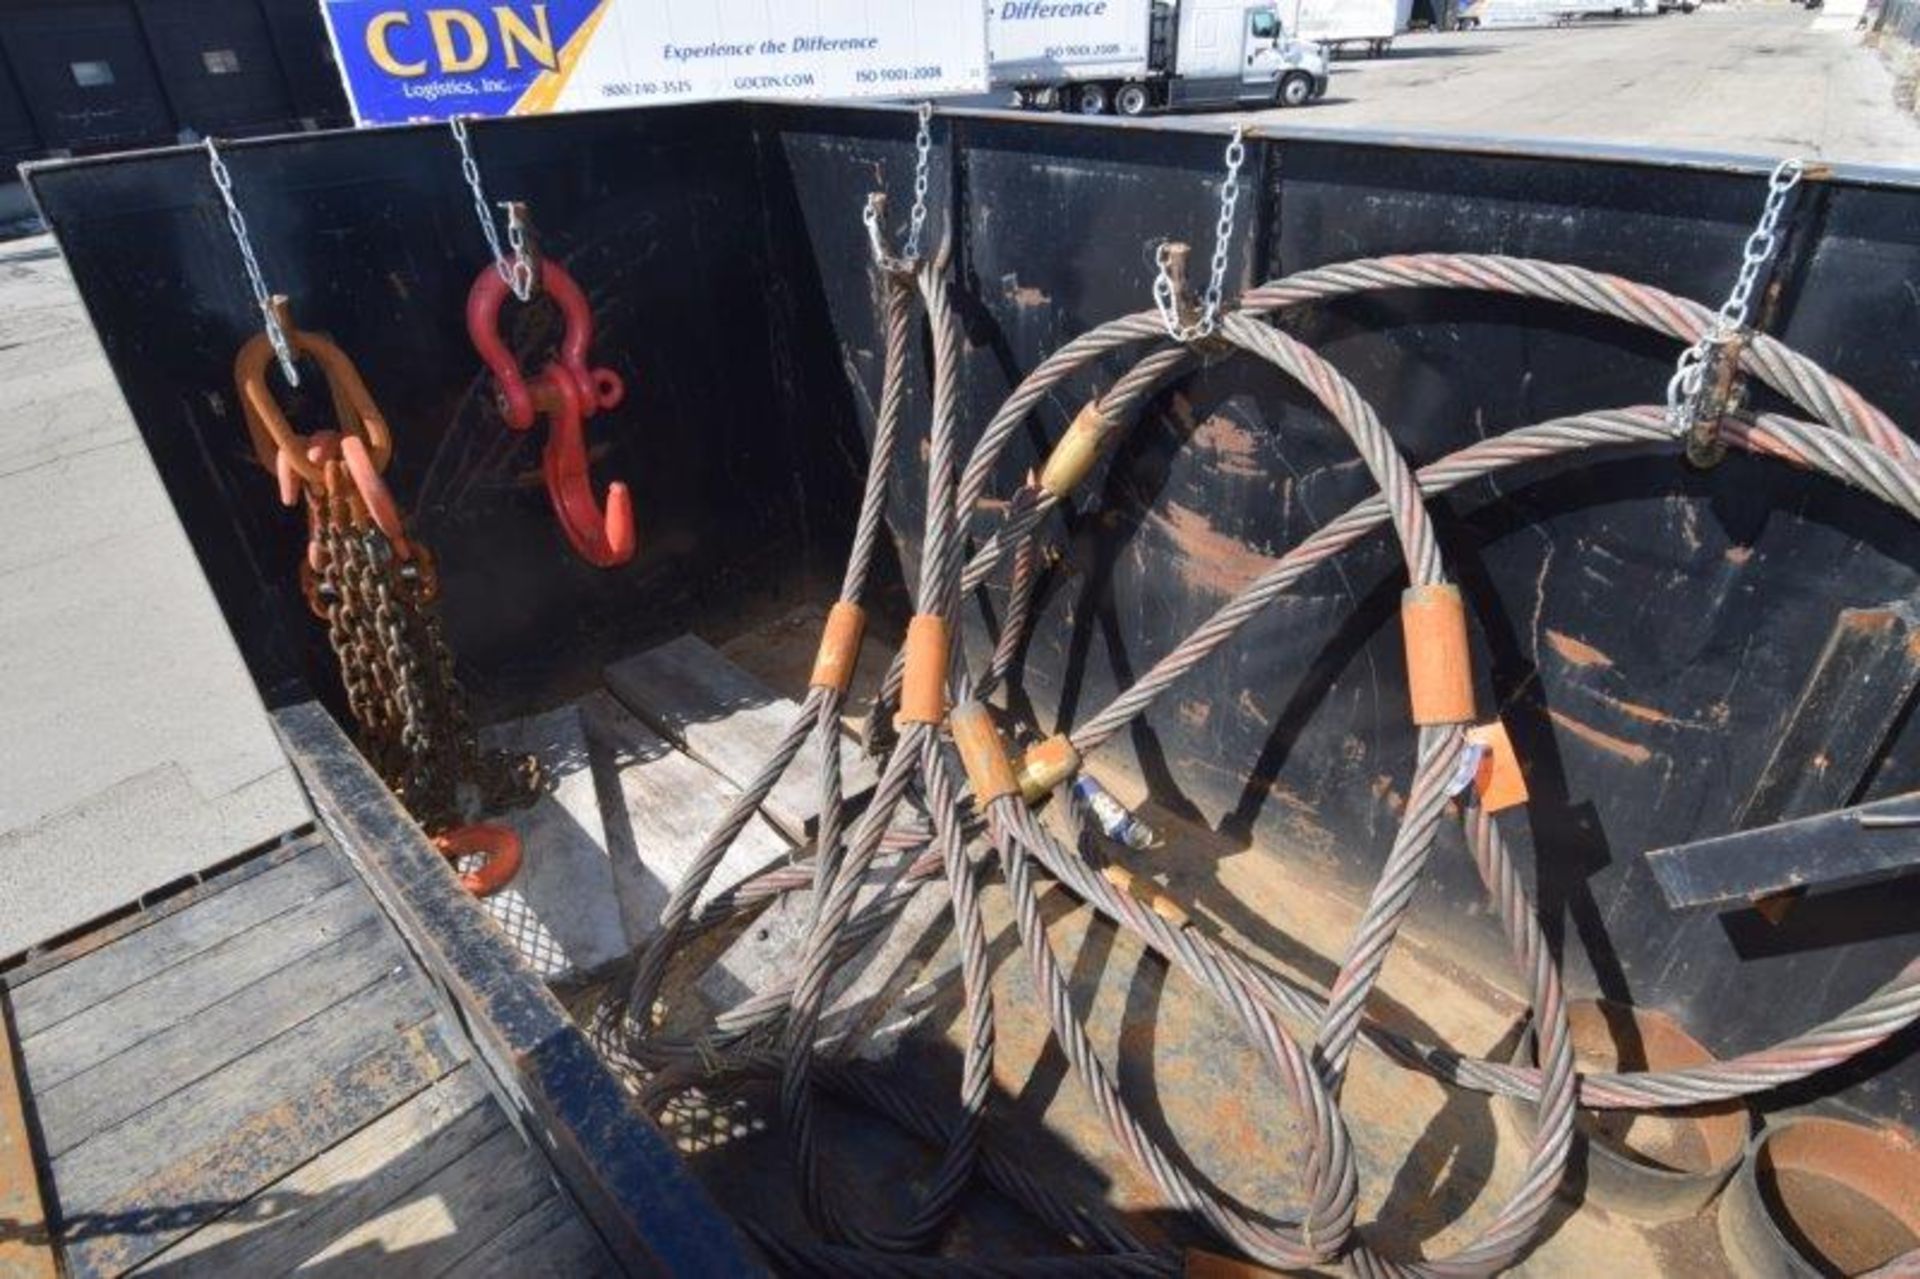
[365,4,559,76]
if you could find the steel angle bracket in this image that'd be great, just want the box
[1647,789,1920,912]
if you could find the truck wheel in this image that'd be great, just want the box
[1075,83,1110,115]
[1278,73,1313,108]
[1114,83,1151,116]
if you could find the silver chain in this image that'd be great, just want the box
[1154,125,1247,344]
[862,102,935,269]
[1666,157,1806,429]
[206,138,299,388]
[450,116,535,302]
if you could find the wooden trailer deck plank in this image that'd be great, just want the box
[6,831,620,1279]
[6,839,346,1032]
[475,705,627,985]
[605,633,876,841]
[454,1188,621,1278]
[580,689,796,953]
[0,828,324,993]
[19,878,377,1099]
[129,1066,506,1276]
[32,915,405,1158]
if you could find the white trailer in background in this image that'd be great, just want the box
[1290,0,1414,57]
[989,0,1331,115]
[1457,0,1587,26]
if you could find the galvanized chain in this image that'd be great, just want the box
[205,138,300,388]
[862,102,935,270]
[1153,125,1246,344]
[450,116,535,302]
[904,101,934,262]
[1666,157,1806,436]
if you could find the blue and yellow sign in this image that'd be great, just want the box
[321,0,989,124]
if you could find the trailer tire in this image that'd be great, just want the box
[1114,82,1151,116]
[1277,72,1314,108]
[1075,83,1110,115]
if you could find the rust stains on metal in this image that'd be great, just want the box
[1001,276,1051,310]
[1548,708,1653,765]
[1152,501,1277,598]
[1544,629,1614,669]
[1189,414,1264,479]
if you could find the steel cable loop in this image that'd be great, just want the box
[996,799,1361,1264]
[747,1224,1179,1278]
[616,271,919,1064]
[1236,254,1910,464]
[778,257,998,1251]
[1046,405,1920,1113]
[867,337,1190,737]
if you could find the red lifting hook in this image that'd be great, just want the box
[467,259,635,568]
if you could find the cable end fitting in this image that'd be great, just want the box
[1014,733,1081,804]
[808,601,866,694]
[1038,400,1113,500]
[1402,583,1476,726]
[1465,719,1528,812]
[898,613,949,725]
[1102,864,1190,929]
[951,701,1020,806]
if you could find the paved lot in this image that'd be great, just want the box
[0,238,308,957]
[1200,5,1918,164]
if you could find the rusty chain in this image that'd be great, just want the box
[307,480,537,832]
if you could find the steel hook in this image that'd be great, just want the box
[465,257,633,567]
[532,365,635,568]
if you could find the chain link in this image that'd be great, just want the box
[1666,157,1806,432]
[862,102,936,269]
[311,490,539,833]
[205,138,300,388]
[1153,125,1247,343]
[450,116,535,302]
[904,101,934,262]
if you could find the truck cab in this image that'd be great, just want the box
[996,0,1329,115]
[1157,1,1329,111]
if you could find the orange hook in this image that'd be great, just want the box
[433,824,523,897]
[465,260,634,568]
[532,365,635,568]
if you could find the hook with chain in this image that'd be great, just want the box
[1667,157,1815,464]
[1153,125,1248,344]
[206,137,300,388]
[450,115,537,302]
[862,102,936,271]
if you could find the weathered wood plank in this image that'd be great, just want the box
[9,843,346,1035]
[273,700,754,1275]
[697,866,951,1060]
[52,970,456,1268]
[129,1067,504,1277]
[19,880,376,1097]
[1,829,322,992]
[580,691,795,952]
[453,1191,621,1279]
[33,916,405,1158]
[284,1123,559,1275]
[0,997,56,1279]
[475,706,627,985]
[604,633,876,841]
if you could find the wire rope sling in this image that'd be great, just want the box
[597,123,1920,1276]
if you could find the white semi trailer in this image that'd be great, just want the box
[1289,0,1414,57]
[990,0,1330,114]
[1456,0,1586,27]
